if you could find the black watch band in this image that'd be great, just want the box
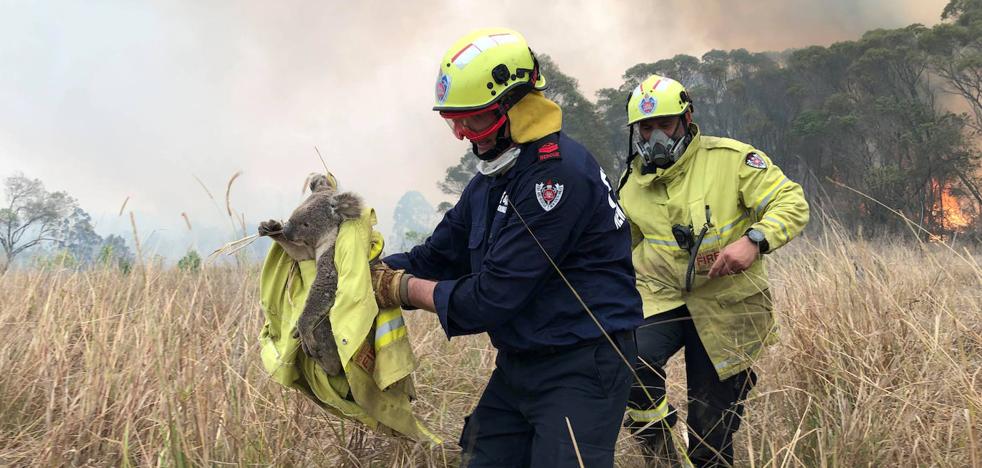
[745,228,769,253]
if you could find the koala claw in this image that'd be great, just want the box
[296,311,343,376]
[258,219,283,236]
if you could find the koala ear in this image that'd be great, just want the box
[305,172,335,194]
[333,192,363,220]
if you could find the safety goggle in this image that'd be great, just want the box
[440,104,507,141]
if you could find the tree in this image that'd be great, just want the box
[178,250,202,272]
[56,207,103,265]
[97,234,133,273]
[391,191,437,251]
[437,152,478,196]
[942,0,982,24]
[537,55,619,175]
[922,1,982,208]
[401,230,429,250]
[436,201,453,215]
[0,175,77,273]
[33,249,79,270]
[843,26,976,230]
[594,87,631,179]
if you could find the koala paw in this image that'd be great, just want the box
[296,311,342,376]
[258,219,283,236]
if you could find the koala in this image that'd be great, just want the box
[258,173,362,376]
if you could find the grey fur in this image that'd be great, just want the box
[258,173,362,376]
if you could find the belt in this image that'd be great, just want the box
[508,330,633,357]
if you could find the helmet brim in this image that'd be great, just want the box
[433,73,549,112]
[625,103,691,126]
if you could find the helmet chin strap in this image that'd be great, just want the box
[471,123,513,161]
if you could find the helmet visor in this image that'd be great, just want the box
[440,104,507,141]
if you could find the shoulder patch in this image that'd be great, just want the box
[535,178,564,211]
[537,141,560,162]
[745,152,767,169]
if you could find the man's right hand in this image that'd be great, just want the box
[371,262,412,309]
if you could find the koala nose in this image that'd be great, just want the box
[282,223,294,239]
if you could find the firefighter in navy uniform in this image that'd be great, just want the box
[617,75,810,466]
[369,28,643,467]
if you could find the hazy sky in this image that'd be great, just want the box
[0,0,948,259]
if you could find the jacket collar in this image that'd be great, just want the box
[508,91,562,144]
[497,132,561,183]
[478,92,563,184]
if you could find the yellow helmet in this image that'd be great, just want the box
[626,74,691,125]
[433,27,547,112]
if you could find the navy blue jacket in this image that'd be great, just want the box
[384,132,642,352]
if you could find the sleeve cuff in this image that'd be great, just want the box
[750,223,778,253]
[382,253,410,271]
[434,279,458,340]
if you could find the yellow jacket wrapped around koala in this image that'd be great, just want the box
[258,208,441,444]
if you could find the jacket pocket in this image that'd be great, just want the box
[468,223,485,250]
[592,342,629,396]
[715,287,771,308]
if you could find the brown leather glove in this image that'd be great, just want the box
[371,262,413,309]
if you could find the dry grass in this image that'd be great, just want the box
[0,231,979,466]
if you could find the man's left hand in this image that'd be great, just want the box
[708,236,759,278]
[371,262,412,309]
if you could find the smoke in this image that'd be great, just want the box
[0,0,948,259]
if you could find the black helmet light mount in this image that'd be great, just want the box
[473,50,542,161]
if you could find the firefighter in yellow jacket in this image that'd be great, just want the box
[616,74,809,466]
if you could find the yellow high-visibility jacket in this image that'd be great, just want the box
[258,208,441,444]
[618,125,809,379]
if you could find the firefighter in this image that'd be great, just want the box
[617,74,810,466]
[370,28,643,467]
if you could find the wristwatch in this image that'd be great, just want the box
[745,228,769,253]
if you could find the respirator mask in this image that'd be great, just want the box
[633,116,692,174]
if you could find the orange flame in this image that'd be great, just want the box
[932,179,973,231]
